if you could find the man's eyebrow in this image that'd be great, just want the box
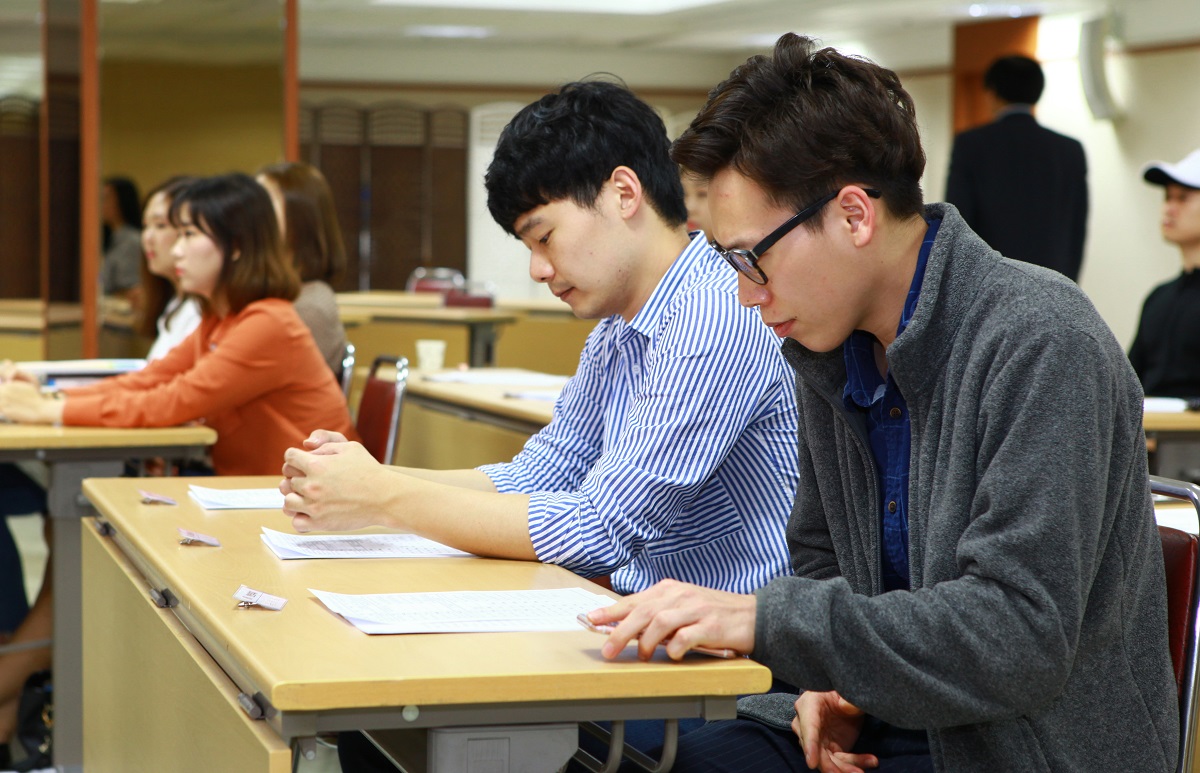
[516,216,542,238]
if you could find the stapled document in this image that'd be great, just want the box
[260,527,471,559]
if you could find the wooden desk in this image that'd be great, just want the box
[398,369,559,468]
[340,305,518,372]
[1145,411,1200,479]
[336,290,443,310]
[0,424,216,772]
[81,476,771,772]
[0,298,44,360]
[0,300,84,360]
[494,298,596,376]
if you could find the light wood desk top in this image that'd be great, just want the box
[406,368,560,427]
[1145,411,1200,432]
[496,297,574,315]
[83,475,770,715]
[336,291,442,309]
[0,423,217,452]
[0,300,82,329]
[340,305,518,324]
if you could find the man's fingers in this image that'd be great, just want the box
[835,696,865,716]
[283,447,312,473]
[305,429,347,449]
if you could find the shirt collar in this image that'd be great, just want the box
[843,218,940,408]
[626,232,713,338]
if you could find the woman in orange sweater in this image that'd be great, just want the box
[0,172,356,473]
[0,174,356,760]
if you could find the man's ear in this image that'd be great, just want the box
[609,166,644,221]
[837,186,877,248]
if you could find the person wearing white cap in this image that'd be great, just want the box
[1128,149,1200,398]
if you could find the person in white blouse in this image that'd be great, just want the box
[138,176,202,360]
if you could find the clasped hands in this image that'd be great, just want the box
[0,360,58,424]
[280,429,397,532]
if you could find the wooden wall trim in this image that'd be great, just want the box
[81,0,99,356]
[284,0,299,161]
[300,78,712,101]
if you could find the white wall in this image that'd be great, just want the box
[903,72,954,204]
[900,16,1200,349]
[1037,25,1200,348]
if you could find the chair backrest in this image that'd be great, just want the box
[339,341,356,400]
[1152,475,1200,773]
[356,355,409,464]
[406,267,465,294]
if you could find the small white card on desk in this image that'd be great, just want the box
[309,586,612,634]
[189,486,284,510]
[139,489,178,506]
[233,585,287,611]
[178,528,220,547]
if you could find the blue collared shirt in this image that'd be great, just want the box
[843,219,941,592]
[481,233,797,595]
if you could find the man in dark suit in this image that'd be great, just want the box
[945,55,1089,281]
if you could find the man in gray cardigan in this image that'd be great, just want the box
[588,33,1177,773]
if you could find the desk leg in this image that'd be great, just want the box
[47,459,124,773]
[576,720,679,773]
[368,724,578,772]
[468,323,497,367]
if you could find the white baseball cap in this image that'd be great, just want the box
[1143,149,1200,188]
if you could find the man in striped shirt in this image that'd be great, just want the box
[281,80,797,597]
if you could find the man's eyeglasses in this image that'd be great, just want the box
[710,188,882,285]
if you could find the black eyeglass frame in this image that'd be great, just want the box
[710,187,882,285]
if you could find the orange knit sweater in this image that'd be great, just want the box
[63,299,357,475]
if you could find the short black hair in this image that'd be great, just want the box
[485,79,688,235]
[673,33,926,225]
[105,176,143,228]
[983,55,1045,105]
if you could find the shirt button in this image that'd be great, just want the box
[888,500,897,513]
[889,407,902,419]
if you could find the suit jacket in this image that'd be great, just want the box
[945,112,1088,281]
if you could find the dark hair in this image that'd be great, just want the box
[672,33,926,227]
[257,161,346,285]
[137,175,195,338]
[104,176,143,229]
[168,173,299,316]
[485,79,688,235]
[983,55,1044,105]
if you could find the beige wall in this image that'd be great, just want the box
[314,22,1195,352]
[100,60,285,195]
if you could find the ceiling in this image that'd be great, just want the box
[0,0,1197,97]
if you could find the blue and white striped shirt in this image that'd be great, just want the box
[481,234,797,594]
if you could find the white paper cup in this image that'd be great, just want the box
[416,339,447,371]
